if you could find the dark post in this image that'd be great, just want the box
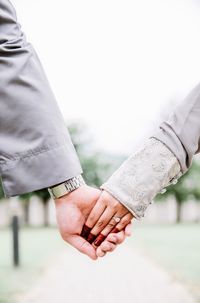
[12,215,20,267]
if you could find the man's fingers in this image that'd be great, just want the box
[96,230,125,257]
[95,221,133,257]
[66,235,98,260]
[107,230,125,244]
[97,250,106,257]
[98,241,116,252]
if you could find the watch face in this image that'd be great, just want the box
[51,184,69,198]
[48,175,85,199]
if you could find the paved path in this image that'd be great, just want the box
[17,241,196,303]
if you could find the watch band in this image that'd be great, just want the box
[48,175,85,199]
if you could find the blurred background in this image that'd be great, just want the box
[0,0,200,302]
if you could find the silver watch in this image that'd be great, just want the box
[48,175,85,199]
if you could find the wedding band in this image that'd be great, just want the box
[113,216,121,223]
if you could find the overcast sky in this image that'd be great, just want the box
[12,0,200,154]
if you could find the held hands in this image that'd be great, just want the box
[54,185,133,260]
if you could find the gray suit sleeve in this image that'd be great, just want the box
[152,82,200,173]
[0,0,82,197]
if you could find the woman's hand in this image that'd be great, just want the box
[81,190,133,246]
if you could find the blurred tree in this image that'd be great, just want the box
[156,160,200,223]
[0,179,4,200]
[34,189,50,227]
[19,192,33,225]
[68,121,125,187]
[20,189,50,227]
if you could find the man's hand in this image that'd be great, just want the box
[54,185,132,260]
[55,185,100,260]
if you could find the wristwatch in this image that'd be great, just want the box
[48,175,85,199]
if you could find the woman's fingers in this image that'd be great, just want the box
[81,210,132,240]
[85,199,106,228]
[124,222,132,237]
[88,208,128,243]
[81,199,106,240]
[113,213,133,233]
[84,191,129,243]
[93,212,133,247]
[90,207,117,235]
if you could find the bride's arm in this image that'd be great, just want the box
[101,83,200,218]
[82,82,200,251]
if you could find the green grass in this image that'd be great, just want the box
[132,223,200,299]
[0,227,65,303]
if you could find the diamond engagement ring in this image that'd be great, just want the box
[113,216,121,223]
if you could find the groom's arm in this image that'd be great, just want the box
[0,0,82,197]
[100,82,200,219]
[0,1,131,259]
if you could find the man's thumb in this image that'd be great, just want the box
[67,235,98,260]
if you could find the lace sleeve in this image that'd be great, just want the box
[101,138,182,219]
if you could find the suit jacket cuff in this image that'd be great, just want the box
[0,142,82,197]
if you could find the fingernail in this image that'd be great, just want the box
[93,234,106,247]
[111,227,120,234]
[81,225,91,239]
[87,233,97,244]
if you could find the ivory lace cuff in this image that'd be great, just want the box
[101,138,182,219]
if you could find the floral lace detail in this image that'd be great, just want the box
[101,138,181,219]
